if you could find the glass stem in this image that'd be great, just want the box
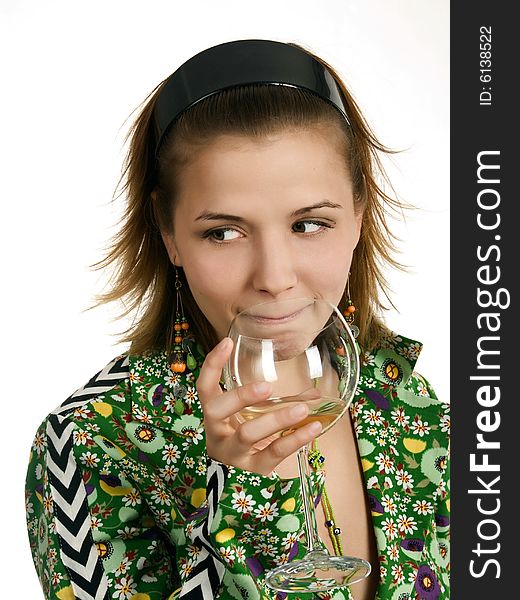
[297,444,328,555]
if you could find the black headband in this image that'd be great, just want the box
[153,38,350,158]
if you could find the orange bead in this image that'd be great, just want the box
[174,323,182,332]
[335,346,346,356]
[181,322,190,330]
[174,336,182,344]
[171,362,186,373]
[346,305,356,314]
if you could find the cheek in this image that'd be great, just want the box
[181,261,229,337]
[180,253,244,324]
[320,252,352,302]
[173,228,240,298]
[183,256,229,297]
[301,236,354,296]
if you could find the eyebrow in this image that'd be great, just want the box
[290,201,343,217]
[194,201,343,223]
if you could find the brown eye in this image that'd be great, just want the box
[210,229,226,241]
[292,220,329,234]
[204,228,242,242]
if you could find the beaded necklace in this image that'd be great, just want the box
[308,439,343,556]
[304,298,357,556]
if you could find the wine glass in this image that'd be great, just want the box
[223,297,371,593]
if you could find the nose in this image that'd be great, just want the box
[252,233,298,296]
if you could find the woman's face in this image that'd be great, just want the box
[161,124,363,340]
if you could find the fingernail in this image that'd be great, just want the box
[252,381,270,394]
[308,421,322,435]
[217,337,231,351]
[290,404,306,418]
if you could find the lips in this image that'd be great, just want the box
[239,299,314,321]
[246,307,307,324]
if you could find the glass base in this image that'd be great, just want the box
[265,551,371,593]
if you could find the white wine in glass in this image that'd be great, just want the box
[224,297,371,593]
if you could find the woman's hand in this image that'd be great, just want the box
[196,337,322,476]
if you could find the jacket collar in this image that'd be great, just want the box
[361,328,423,389]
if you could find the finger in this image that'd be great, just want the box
[196,337,233,406]
[205,381,272,422]
[254,420,323,474]
[234,402,310,447]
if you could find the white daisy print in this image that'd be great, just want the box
[413,499,433,515]
[231,490,257,513]
[411,417,430,437]
[397,514,417,535]
[254,501,279,522]
[375,452,395,474]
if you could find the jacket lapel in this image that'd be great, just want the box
[352,331,431,590]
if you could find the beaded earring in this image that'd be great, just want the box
[343,274,359,339]
[169,267,193,373]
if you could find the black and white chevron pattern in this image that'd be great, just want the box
[53,355,129,415]
[178,460,229,599]
[47,413,109,600]
[45,354,230,599]
[45,355,129,600]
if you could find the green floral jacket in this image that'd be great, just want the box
[26,330,450,600]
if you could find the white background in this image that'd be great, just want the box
[0,0,448,594]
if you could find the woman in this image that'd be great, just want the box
[25,39,450,600]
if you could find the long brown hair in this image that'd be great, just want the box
[90,42,408,356]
